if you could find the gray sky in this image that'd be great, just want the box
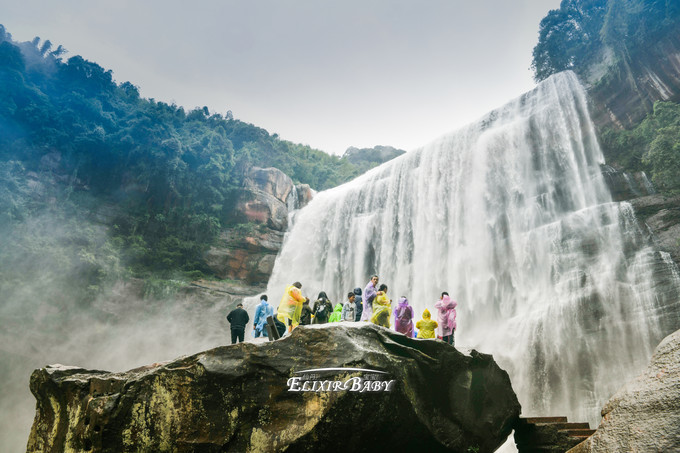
[1,0,561,155]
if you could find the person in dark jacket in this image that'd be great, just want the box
[312,291,333,324]
[227,302,250,344]
[353,287,363,321]
[300,298,313,325]
[273,314,287,338]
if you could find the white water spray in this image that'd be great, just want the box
[265,71,680,423]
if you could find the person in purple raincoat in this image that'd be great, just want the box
[393,296,415,337]
[434,291,457,346]
[360,275,379,321]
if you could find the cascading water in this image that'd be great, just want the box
[264,71,680,423]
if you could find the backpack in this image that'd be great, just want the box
[315,299,327,318]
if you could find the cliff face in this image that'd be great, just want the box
[585,25,680,267]
[26,324,520,453]
[204,166,314,285]
[586,27,680,130]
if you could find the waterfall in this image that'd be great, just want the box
[264,71,680,423]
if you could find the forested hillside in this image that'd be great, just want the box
[0,25,403,299]
[532,0,680,194]
[531,0,679,82]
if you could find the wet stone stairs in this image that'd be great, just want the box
[514,416,597,452]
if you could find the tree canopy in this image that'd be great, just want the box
[531,0,680,81]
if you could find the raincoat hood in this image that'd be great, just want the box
[423,309,431,319]
[398,296,409,306]
[441,294,457,308]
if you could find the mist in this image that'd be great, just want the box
[0,204,245,451]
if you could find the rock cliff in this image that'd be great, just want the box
[586,27,680,130]
[205,166,314,284]
[27,323,520,453]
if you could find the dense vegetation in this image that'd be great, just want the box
[532,1,680,194]
[342,145,406,169]
[600,101,680,194]
[531,0,680,82]
[0,25,402,295]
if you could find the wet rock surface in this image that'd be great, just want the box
[568,328,680,453]
[27,323,520,453]
[630,194,680,264]
[586,29,680,130]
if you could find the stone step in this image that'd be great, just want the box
[545,422,590,430]
[515,416,596,453]
[521,416,569,424]
[559,428,597,437]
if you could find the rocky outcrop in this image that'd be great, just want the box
[629,194,680,264]
[204,228,284,284]
[293,183,314,210]
[207,166,315,283]
[26,323,520,453]
[586,27,680,130]
[568,328,680,453]
[600,165,655,202]
[244,167,295,206]
[179,279,266,305]
[233,167,298,231]
[599,166,680,267]
[233,189,289,231]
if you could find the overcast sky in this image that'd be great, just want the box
[1,0,561,155]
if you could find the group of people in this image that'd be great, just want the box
[227,275,458,346]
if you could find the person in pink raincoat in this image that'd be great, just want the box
[434,291,457,346]
[393,296,415,337]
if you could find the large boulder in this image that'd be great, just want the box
[244,167,295,205]
[26,323,520,453]
[569,328,680,453]
[233,189,289,231]
[233,167,298,231]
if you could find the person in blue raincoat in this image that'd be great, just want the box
[253,294,274,338]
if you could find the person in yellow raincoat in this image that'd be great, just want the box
[416,309,438,339]
[370,284,392,328]
[277,282,305,334]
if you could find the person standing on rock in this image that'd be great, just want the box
[329,299,344,322]
[394,296,415,337]
[252,295,274,338]
[360,275,379,321]
[434,292,457,346]
[370,284,392,327]
[277,282,306,334]
[353,287,363,321]
[312,291,333,324]
[227,302,250,344]
[299,298,313,326]
[342,292,357,322]
[416,309,438,339]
